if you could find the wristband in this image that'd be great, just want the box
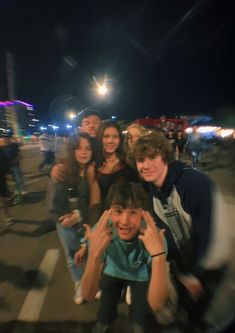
[151,251,166,258]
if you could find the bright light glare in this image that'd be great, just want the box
[69,113,76,119]
[218,129,234,138]
[198,126,219,134]
[66,124,72,129]
[98,85,108,95]
[185,126,219,134]
[52,125,59,130]
[93,75,109,96]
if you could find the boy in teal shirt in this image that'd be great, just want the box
[80,182,168,333]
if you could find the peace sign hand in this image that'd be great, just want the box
[83,210,112,259]
[138,211,165,256]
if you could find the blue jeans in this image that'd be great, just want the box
[56,222,82,283]
[11,165,26,193]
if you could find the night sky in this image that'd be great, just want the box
[0,0,235,123]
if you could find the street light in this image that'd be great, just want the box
[93,75,110,97]
[68,112,76,120]
[97,84,108,96]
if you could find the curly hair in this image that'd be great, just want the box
[132,132,174,165]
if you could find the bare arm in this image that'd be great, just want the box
[81,210,112,301]
[148,254,168,311]
[86,164,101,206]
[139,211,168,311]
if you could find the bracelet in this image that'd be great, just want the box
[151,251,166,258]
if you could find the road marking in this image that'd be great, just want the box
[14,249,60,329]
[26,178,43,185]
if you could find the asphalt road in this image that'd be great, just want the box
[0,142,234,333]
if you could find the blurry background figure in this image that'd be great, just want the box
[38,132,55,172]
[123,123,147,169]
[175,130,187,160]
[0,145,14,227]
[166,129,177,159]
[0,135,27,203]
[187,125,203,169]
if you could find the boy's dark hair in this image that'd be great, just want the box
[77,108,101,126]
[132,132,174,165]
[105,182,148,210]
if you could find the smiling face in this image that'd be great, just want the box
[102,127,120,154]
[74,137,92,165]
[81,115,101,137]
[136,155,168,188]
[111,205,142,240]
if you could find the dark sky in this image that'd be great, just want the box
[0,0,235,122]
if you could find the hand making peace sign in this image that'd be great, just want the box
[138,211,165,257]
[83,210,112,259]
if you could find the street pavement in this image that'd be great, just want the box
[0,143,235,333]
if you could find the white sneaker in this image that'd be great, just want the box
[95,290,102,300]
[74,282,83,304]
[125,285,132,305]
[5,217,14,226]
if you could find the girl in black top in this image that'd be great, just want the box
[86,121,138,208]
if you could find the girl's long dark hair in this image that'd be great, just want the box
[95,121,125,172]
[63,132,94,186]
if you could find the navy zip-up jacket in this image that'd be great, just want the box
[146,161,229,279]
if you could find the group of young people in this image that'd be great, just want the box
[46,108,230,333]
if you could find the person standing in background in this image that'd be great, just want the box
[187,125,203,169]
[38,131,55,171]
[1,135,27,198]
[0,141,14,226]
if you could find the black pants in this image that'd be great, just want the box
[97,274,149,331]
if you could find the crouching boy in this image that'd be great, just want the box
[80,182,169,333]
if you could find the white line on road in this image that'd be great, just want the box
[13,249,60,331]
[25,178,42,185]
